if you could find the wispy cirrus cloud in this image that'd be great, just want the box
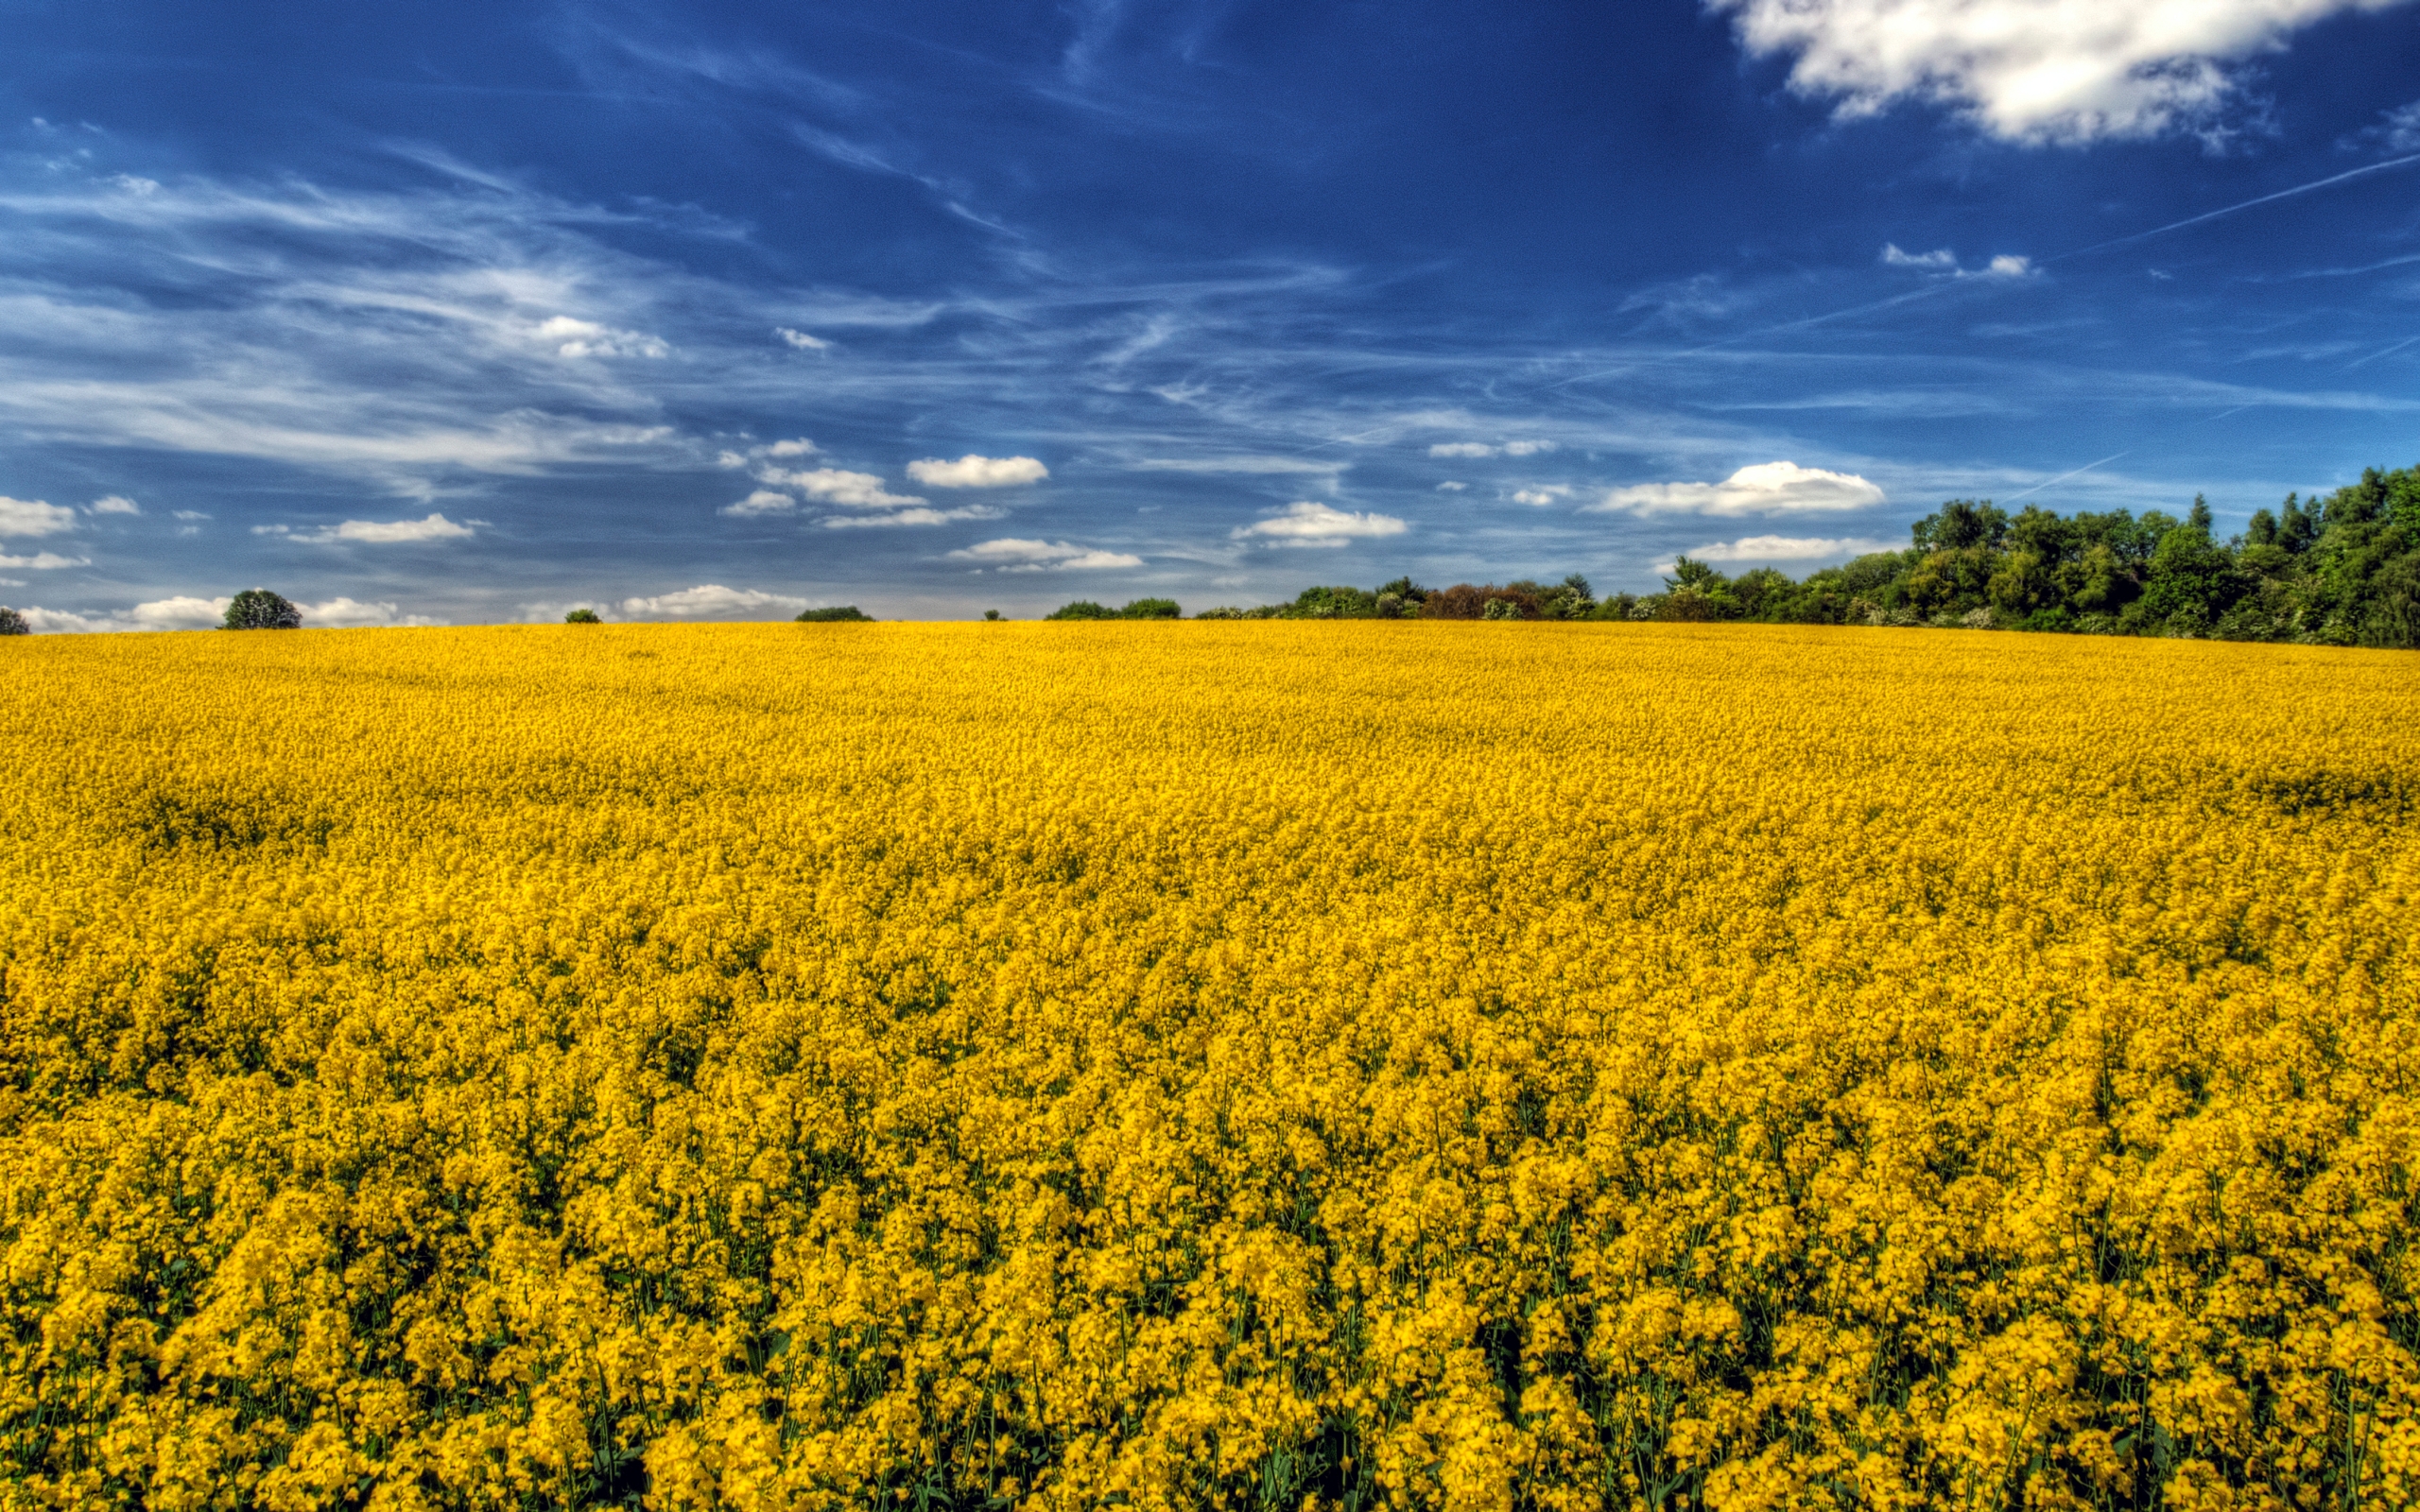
[1674,534,1897,566]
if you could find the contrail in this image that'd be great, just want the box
[2048,152,2420,264]
[2005,452,2130,501]
[2343,332,2420,370]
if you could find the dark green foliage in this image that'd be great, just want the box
[1571,464,2420,644]
[983,610,1001,622]
[795,606,873,623]
[1119,598,1181,619]
[563,608,602,624]
[0,607,26,636]
[1046,601,1115,621]
[1174,469,2420,644]
[221,590,302,630]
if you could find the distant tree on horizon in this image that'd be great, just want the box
[221,590,302,630]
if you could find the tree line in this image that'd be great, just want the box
[1132,461,2417,647]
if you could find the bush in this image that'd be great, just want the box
[564,609,601,625]
[983,610,1002,622]
[1120,598,1181,620]
[0,607,26,636]
[1047,601,1115,621]
[222,590,302,630]
[796,606,873,623]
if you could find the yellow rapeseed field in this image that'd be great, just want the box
[3,621,2417,1512]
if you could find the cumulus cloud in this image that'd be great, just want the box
[1883,244,1958,268]
[534,316,669,359]
[906,455,1050,488]
[89,494,142,515]
[1674,534,1899,565]
[944,538,1145,571]
[1710,0,2411,143]
[0,551,90,570]
[1234,501,1409,546]
[1511,486,1573,507]
[1427,439,1558,459]
[775,327,830,350]
[0,497,78,537]
[821,506,1008,528]
[16,595,228,633]
[759,467,925,508]
[721,490,798,517]
[256,513,479,543]
[301,597,442,628]
[620,584,812,617]
[764,438,819,458]
[1591,461,1887,517]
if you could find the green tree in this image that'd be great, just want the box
[795,606,873,622]
[564,608,602,624]
[1120,598,1181,619]
[222,590,302,630]
[1046,601,1115,621]
[0,607,26,636]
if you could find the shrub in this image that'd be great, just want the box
[796,606,873,623]
[0,607,26,636]
[983,610,1001,622]
[564,609,601,625]
[1120,598,1181,620]
[222,590,302,630]
[1047,601,1115,621]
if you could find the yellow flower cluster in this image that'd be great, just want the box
[3,622,2417,1511]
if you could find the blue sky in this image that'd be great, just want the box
[2,0,2417,627]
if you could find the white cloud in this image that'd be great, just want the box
[1591,461,1887,517]
[1233,501,1409,546]
[533,316,668,359]
[2380,99,2420,151]
[302,596,441,628]
[0,497,78,537]
[944,538,1144,570]
[1511,485,1573,507]
[717,450,748,469]
[1675,534,1899,565]
[0,552,89,569]
[89,494,141,515]
[1132,456,1349,476]
[721,490,798,517]
[821,505,1008,528]
[759,467,925,508]
[776,327,830,350]
[1427,439,1556,459]
[1882,244,1957,268]
[764,438,819,457]
[1710,0,2411,144]
[16,595,228,633]
[1884,245,2037,279]
[172,509,211,521]
[256,512,478,543]
[906,454,1049,488]
[1436,481,1469,491]
[620,584,812,617]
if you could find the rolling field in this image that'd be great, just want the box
[3,622,2418,1511]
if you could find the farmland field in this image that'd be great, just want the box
[3,622,2419,1511]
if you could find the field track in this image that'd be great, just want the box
[3,623,2418,1510]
